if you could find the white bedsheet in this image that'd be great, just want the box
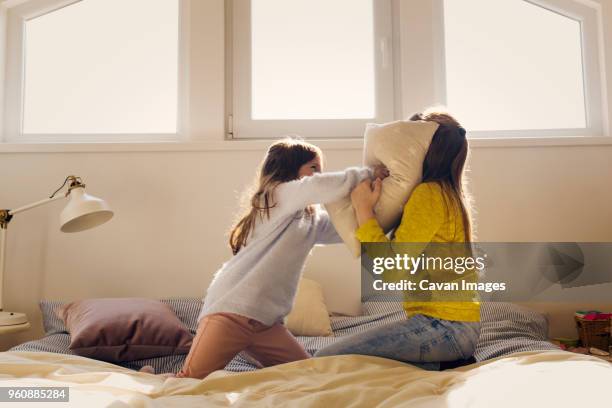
[1,350,610,407]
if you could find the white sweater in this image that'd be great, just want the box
[198,167,372,326]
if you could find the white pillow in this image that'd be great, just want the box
[326,120,438,257]
[284,278,333,337]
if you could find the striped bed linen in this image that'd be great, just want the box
[10,299,558,373]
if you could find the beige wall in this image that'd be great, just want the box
[0,143,611,350]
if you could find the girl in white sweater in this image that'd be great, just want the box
[172,137,386,379]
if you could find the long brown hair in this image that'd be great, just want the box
[229,137,322,255]
[410,108,473,242]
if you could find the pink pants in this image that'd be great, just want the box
[176,312,310,379]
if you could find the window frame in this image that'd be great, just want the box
[0,0,607,146]
[422,0,607,138]
[2,0,191,143]
[227,0,396,140]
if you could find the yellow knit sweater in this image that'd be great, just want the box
[356,182,480,322]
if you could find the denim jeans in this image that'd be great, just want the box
[314,314,481,370]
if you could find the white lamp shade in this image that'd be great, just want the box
[60,187,113,233]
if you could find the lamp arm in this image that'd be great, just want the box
[8,194,67,217]
[0,194,67,311]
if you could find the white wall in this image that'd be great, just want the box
[0,143,611,350]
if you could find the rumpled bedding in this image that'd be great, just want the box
[1,350,610,407]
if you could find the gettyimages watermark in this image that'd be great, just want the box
[360,242,612,303]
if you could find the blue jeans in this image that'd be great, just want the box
[314,314,481,370]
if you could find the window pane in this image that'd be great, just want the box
[444,0,586,131]
[23,0,178,134]
[251,0,375,120]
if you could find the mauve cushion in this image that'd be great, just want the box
[56,298,193,363]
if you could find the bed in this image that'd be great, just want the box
[3,300,610,407]
[10,299,558,373]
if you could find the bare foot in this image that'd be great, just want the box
[139,365,155,374]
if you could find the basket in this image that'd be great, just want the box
[575,316,610,350]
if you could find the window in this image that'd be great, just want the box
[440,0,604,137]
[229,0,395,139]
[1,0,607,145]
[4,0,183,141]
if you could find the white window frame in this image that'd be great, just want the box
[0,0,607,149]
[399,0,608,139]
[2,0,191,143]
[228,0,396,140]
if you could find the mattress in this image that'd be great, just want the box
[10,300,558,373]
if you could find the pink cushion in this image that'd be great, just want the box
[56,298,193,363]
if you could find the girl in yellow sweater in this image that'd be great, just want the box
[315,110,480,370]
